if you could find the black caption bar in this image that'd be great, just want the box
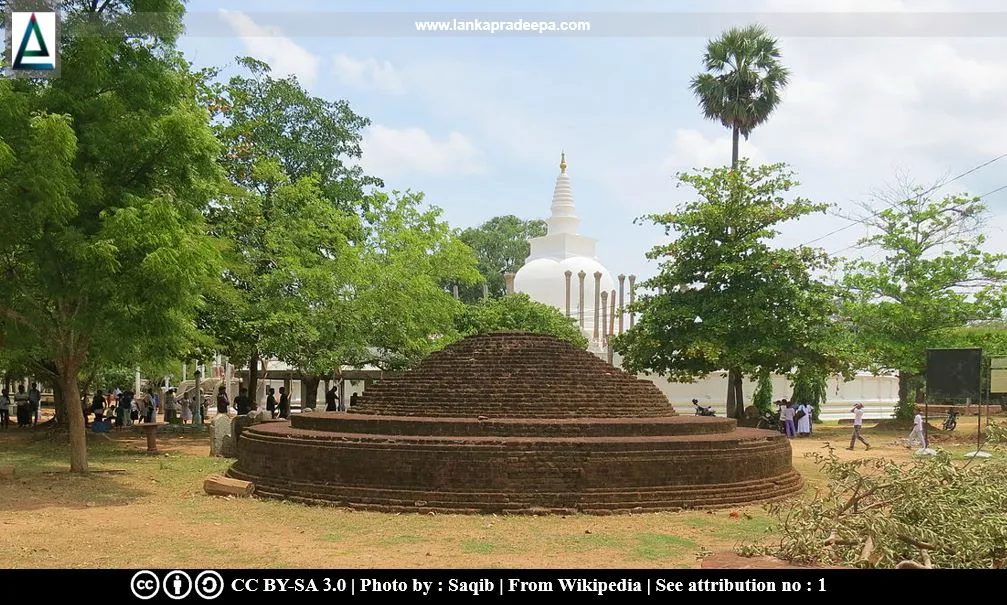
[1,568,990,602]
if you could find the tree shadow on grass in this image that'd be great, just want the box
[0,430,156,512]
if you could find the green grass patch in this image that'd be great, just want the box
[630,533,698,560]
[381,535,426,546]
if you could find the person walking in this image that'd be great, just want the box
[278,387,290,419]
[325,385,338,412]
[780,400,796,438]
[216,385,230,416]
[234,386,251,415]
[266,387,277,419]
[848,402,871,450]
[14,385,30,427]
[28,382,41,425]
[908,407,928,450]
[0,388,10,429]
[796,402,813,437]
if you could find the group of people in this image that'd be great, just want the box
[0,383,42,429]
[777,399,813,439]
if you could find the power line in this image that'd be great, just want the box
[827,181,1007,257]
[804,152,1007,251]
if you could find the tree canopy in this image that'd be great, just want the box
[842,184,1007,417]
[614,162,856,418]
[450,293,589,349]
[0,0,222,471]
[455,215,546,302]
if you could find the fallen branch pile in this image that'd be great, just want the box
[738,445,1007,569]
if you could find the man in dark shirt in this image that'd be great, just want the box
[325,385,338,412]
[278,387,290,419]
[234,387,251,415]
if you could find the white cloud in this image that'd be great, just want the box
[360,126,485,177]
[332,54,403,93]
[219,10,320,86]
[662,129,767,175]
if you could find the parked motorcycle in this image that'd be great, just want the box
[692,399,716,417]
[943,408,959,431]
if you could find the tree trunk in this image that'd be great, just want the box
[248,350,259,410]
[51,379,66,425]
[731,125,740,170]
[725,368,740,418]
[896,371,916,421]
[56,359,87,473]
[300,374,320,411]
[733,370,745,419]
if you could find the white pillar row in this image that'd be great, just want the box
[628,274,637,329]
[577,270,586,328]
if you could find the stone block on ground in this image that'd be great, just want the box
[204,474,254,497]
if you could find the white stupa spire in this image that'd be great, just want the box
[547,151,580,235]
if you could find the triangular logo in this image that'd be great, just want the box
[13,13,54,70]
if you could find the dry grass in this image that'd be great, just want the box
[0,414,1001,569]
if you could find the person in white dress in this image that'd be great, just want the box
[908,407,928,449]
[796,403,813,437]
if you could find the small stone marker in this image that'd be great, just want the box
[210,414,231,457]
[203,474,254,497]
[134,422,167,453]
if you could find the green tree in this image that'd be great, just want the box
[451,293,589,349]
[842,185,1007,419]
[200,57,380,403]
[690,24,790,413]
[261,187,481,408]
[455,215,546,303]
[614,162,855,418]
[790,369,828,422]
[690,24,790,170]
[0,1,221,471]
[753,370,774,415]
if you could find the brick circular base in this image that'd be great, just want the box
[228,420,803,513]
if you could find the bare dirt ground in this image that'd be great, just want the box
[0,414,1000,569]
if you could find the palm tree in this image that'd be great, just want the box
[690,25,789,418]
[690,24,790,170]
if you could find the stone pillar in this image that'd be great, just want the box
[193,368,203,425]
[577,271,586,328]
[593,271,602,340]
[225,359,234,400]
[482,283,489,301]
[618,274,626,334]
[610,289,616,336]
[564,270,572,318]
[629,275,637,329]
[452,284,459,300]
[134,367,141,395]
[600,290,608,343]
[181,362,187,382]
[504,272,516,295]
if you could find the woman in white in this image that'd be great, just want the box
[797,402,813,437]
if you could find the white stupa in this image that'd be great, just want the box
[513,153,615,343]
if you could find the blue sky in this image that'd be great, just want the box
[176,0,1007,282]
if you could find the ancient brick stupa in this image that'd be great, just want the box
[229,332,803,513]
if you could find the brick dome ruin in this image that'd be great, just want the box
[229,332,803,514]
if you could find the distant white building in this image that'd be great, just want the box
[510,153,898,419]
